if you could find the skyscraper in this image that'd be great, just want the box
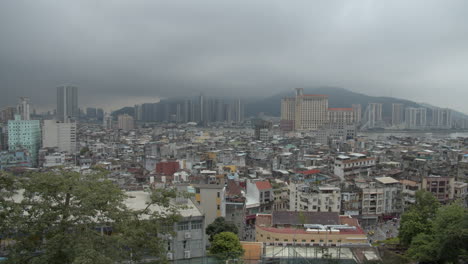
[392,103,404,126]
[432,108,452,129]
[405,107,427,129]
[363,103,383,129]
[56,85,78,122]
[17,97,30,121]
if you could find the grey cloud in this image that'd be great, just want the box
[1,0,468,112]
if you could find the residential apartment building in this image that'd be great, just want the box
[117,114,134,131]
[125,191,206,261]
[391,103,404,126]
[431,108,452,129]
[333,153,376,181]
[194,181,226,228]
[422,175,455,203]
[405,107,427,129]
[42,120,77,153]
[289,182,341,213]
[8,115,41,166]
[375,177,402,217]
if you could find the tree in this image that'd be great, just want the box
[209,232,244,261]
[2,169,181,264]
[399,190,439,246]
[431,201,468,263]
[405,200,468,263]
[206,217,239,242]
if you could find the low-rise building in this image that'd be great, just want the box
[289,182,341,213]
[255,212,367,246]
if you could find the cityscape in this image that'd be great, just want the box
[1,1,468,264]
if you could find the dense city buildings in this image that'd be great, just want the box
[56,85,78,122]
[2,88,468,263]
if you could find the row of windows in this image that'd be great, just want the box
[260,234,342,244]
[177,220,203,231]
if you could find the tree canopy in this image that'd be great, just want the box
[399,190,468,263]
[209,232,244,261]
[206,217,239,242]
[399,190,439,247]
[0,169,181,264]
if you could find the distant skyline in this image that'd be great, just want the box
[1,1,468,113]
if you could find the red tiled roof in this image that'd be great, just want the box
[299,169,321,175]
[256,181,272,190]
[328,108,353,111]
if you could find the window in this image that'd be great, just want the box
[217,205,220,210]
[217,192,220,198]
[177,222,189,231]
[191,221,202,230]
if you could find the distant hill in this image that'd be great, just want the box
[111,107,134,118]
[245,86,465,119]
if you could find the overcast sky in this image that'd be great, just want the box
[1,0,468,112]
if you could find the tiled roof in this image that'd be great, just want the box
[299,169,321,175]
[256,181,272,190]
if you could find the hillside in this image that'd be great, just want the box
[246,87,424,118]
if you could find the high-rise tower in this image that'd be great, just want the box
[56,85,78,122]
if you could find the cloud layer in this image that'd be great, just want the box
[1,0,468,112]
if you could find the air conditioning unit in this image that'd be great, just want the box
[184,250,191,259]
[184,232,191,239]
[166,252,173,260]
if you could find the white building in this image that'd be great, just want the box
[375,177,403,216]
[289,182,341,213]
[17,97,30,121]
[43,152,67,167]
[333,153,376,181]
[42,120,77,153]
[117,114,134,131]
[405,107,427,129]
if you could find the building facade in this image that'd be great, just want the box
[42,120,77,153]
[8,115,41,166]
[280,88,328,131]
[117,114,134,131]
[57,85,78,122]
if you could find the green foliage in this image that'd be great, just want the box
[2,169,181,264]
[431,201,468,263]
[399,190,439,246]
[209,232,244,261]
[79,147,89,155]
[400,192,468,264]
[206,217,239,242]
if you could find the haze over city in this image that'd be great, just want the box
[1,0,468,112]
